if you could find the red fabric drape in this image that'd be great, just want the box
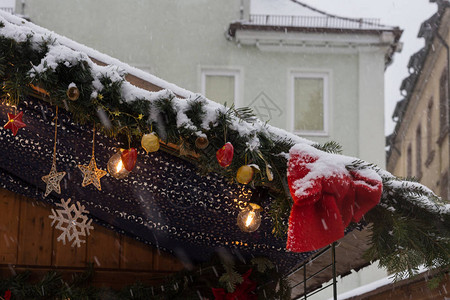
[287,150,382,252]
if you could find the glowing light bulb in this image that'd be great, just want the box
[116,159,123,173]
[245,211,255,228]
[237,203,262,233]
[107,150,130,179]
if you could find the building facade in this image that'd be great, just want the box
[388,0,449,201]
[10,0,402,169]
[2,1,406,298]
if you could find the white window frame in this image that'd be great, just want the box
[199,67,243,107]
[288,70,331,136]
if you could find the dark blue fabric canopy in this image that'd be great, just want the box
[0,96,320,273]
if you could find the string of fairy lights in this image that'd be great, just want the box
[2,84,263,236]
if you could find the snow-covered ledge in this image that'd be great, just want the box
[233,30,397,54]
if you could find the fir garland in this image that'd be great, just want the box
[0,258,290,300]
[0,16,449,281]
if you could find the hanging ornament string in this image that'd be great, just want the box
[42,107,66,197]
[127,129,131,149]
[52,108,58,166]
[78,124,107,191]
[223,120,227,144]
[91,126,96,157]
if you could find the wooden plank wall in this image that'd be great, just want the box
[0,188,184,287]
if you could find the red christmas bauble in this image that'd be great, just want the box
[216,142,234,168]
[121,148,137,171]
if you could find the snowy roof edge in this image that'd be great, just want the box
[0,11,194,99]
[386,2,449,161]
[0,10,314,147]
[331,266,429,300]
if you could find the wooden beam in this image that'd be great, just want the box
[0,264,175,289]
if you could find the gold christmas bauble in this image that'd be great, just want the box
[266,164,273,182]
[67,85,80,101]
[141,133,160,153]
[195,136,209,149]
[236,165,254,184]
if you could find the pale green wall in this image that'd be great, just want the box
[22,0,386,167]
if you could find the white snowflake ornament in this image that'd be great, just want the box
[49,198,94,248]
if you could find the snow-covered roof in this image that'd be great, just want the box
[0,8,447,218]
[0,10,316,149]
[387,0,450,161]
[252,0,323,17]
[0,11,194,99]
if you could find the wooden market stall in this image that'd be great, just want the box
[0,10,448,300]
[0,188,183,287]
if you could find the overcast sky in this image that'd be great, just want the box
[252,0,437,135]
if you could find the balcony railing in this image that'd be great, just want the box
[0,7,14,14]
[247,14,384,30]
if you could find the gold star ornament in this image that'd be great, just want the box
[42,162,66,197]
[78,156,107,191]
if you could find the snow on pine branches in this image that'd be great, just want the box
[1,11,449,278]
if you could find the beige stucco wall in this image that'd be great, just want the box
[388,12,449,199]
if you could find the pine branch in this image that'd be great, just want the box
[313,141,343,154]
[232,106,257,123]
[268,194,291,238]
[219,264,243,293]
[0,256,289,300]
[251,257,275,273]
[1,16,449,284]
